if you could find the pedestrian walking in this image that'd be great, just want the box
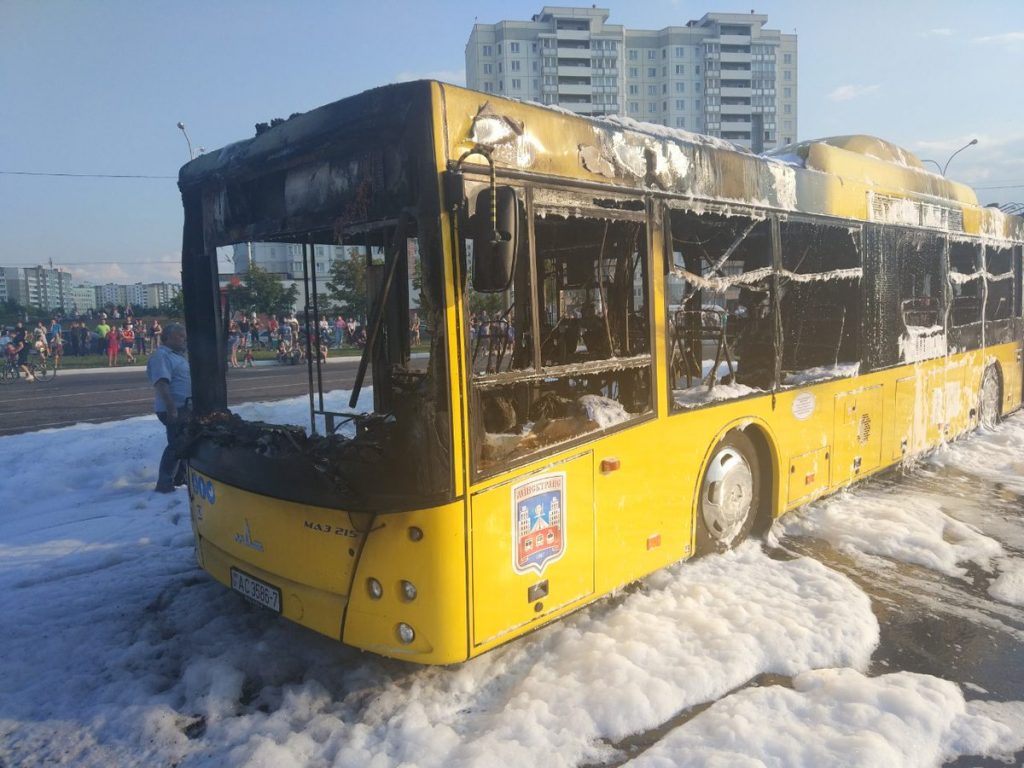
[147,323,191,493]
[121,323,137,364]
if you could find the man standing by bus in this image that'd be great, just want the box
[147,323,191,493]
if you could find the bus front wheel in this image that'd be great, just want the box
[696,430,762,555]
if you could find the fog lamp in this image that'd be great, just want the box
[397,623,415,644]
[400,580,418,601]
[367,577,383,600]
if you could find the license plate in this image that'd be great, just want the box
[230,568,282,613]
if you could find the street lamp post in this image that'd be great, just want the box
[920,139,978,177]
[177,121,194,161]
[942,138,978,177]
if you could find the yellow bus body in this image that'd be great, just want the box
[185,82,1023,664]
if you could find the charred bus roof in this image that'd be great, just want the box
[178,79,1022,248]
[177,81,437,247]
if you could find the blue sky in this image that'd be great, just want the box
[2,0,1022,284]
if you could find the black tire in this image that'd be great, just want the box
[979,365,1001,429]
[695,429,763,556]
[0,365,16,385]
[33,359,54,382]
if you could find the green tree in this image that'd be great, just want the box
[226,266,298,318]
[160,291,185,318]
[325,254,368,322]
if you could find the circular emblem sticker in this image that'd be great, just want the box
[791,392,816,421]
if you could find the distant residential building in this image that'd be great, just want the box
[0,265,72,310]
[466,6,798,150]
[96,283,128,309]
[231,242,347,280]
[69,285,98,313]
[144,283,180,309]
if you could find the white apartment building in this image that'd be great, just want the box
[144,283,180,309]
[96,283,127,309]
[69,285,98,313]
[230,242,348,280]
[466,6,797,150]
[0,265,73,311]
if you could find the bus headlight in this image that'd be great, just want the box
[397,623,415,644]
[367,578,383,600]
[400,580,417,602]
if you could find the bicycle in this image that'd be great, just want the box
[0,355,55,384]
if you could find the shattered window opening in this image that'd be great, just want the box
[949,240,983,327]
[985,244,1016,323]
[667,209,773,409]
[779,220,862,386]
[192,210,453,510]
[469,189,654,476]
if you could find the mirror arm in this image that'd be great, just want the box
[454,146,504,243]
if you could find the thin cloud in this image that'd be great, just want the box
[394,69,466,86]
[827,84,881,102]
[971,31,1024,45]
[920,28,953,37]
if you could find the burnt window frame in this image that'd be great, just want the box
[947,238,984,329]
[663,201,775,412]
[776,213,864,386]
[466,184,658,479]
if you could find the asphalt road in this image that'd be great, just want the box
[0,360,360,435]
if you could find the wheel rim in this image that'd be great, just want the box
[701,446,754,543]
[980,370,999,428]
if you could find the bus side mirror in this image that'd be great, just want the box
[472,186,518,293]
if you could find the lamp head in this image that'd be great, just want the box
[177,122,186,131]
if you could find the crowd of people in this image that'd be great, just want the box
[1,307,166,379]
[2,305,429,381]
[224,312,370,367]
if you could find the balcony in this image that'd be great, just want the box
[557,45,591,59]
[555,28,590,41]
[721,104,751,115]
[720,51,751,64]
[719,34,751,45]
[721,86,751,97]
[559,83,594,96]
[558,63,592,77]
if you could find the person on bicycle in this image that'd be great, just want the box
[32,321,48,361]
[11,322,34,381]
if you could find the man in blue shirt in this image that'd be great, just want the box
[146,323,192,493]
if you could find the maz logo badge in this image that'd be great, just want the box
[234,519,265,553]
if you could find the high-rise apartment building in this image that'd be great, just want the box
[465,6,797,150]
[0,265,72,311]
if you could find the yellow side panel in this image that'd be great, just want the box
[832,386,883,486]
[787,447,830,507]
[924,366,948,445]
[892,377,916,461]
[591,425,691,593]
[470,453,594,647]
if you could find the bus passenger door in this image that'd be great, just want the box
[832,385,883,486]
[469,452,595,648]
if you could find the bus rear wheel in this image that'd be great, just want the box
[979,366,1001,429]
[696,429,762,555]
